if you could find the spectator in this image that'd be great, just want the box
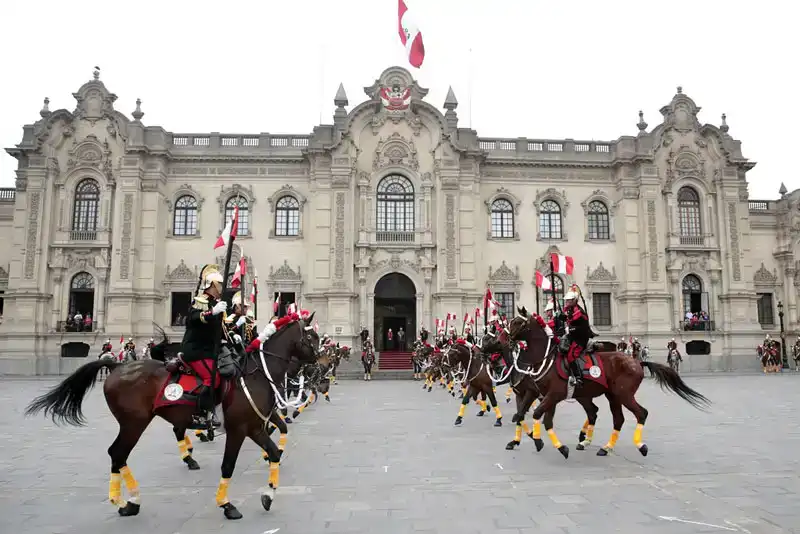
[83,313,93,332]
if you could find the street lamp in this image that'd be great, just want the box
[778,301,788,370]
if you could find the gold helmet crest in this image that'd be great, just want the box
[231,290,243,306]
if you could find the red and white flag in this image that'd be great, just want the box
[250,271,258,303]
[474,307,481,319]
[273,292,280,315]
[214,205,239,249]
[551,253,574,275]
[398,0,425,68]
[119,335,124,344]
[231,254,247,288]
[535,271,553,290]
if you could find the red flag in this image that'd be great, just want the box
[231,255,247,288]
[535,271,553,290]
[398,0,425,68]
[273,292,280,314]
[483,288,493,309]
[551,253,574,275]
[250,272,258,303]
[214,205,239,249]
[119,335,124,344]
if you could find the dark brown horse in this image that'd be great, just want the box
[26,314,319,521]
[446,342,504,427]
[507,306,710,458]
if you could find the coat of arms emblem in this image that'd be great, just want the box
[379,84,412,112]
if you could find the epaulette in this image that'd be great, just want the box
[192,295,208,311]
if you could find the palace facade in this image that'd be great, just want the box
[0,66,797,375]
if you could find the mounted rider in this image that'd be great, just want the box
[123,338,136,360]
[667,337,680,357]
[224,290,258,349]
[543,298,564,343]
[99,338,113,358]
[631,337,642,358]
[464,324,475,345]
[180,264,227,418]
[559,283,595,387]
[617,337,628,352]
[419,325,429,343]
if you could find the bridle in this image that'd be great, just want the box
[507,316,556,383]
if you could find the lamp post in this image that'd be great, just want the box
[778,301,788,370]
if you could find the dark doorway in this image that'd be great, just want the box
[61,342,90,358]
[273,292,296,318]
[69,272,95,317]
[171,291,192,326]
[374,272,416,352]
[686,340,711,356]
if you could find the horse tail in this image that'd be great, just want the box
[640,361,711,411]
[24,359,120,426]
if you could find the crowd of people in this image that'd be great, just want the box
[61,311,93,332]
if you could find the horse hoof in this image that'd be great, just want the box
[292,410,300,418]
[428,387,432,392]
[184,457,200,470]
[454,416,463,426]
[117,502,140,517]
[325,396,331,402]
[576,443,585,451]
[284,417,292,424]
[222,502,243,520]
[261,493,274,512]
[198,433,209,443]
[578,431,586,442]
[505,440,519,450]
[597,448,610,457]
[494,419,502,427]
[505,398,511,403]
[558,445,570,459]
[533,438,544,452]
[638,444,649,457]
[476,411,485,417]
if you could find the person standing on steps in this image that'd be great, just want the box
[397,327,405,351]
[387,328,394,351]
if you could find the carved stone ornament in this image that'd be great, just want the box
[485,187,522,214]
[165,183,205,212]
[586,262,618,282]
[488,261,520,282]
[364,67,428,135]
[217,183,256,206]
[0,265,8,279]
[373,133,419,171]
[753,262,778,285]
[371,253,420,274]
[269,259,301,281]
[166,260,196,281]
[267,184,307,212]
[659,89,702,135]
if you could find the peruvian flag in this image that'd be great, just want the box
[313,321,319,333]
[214,205,239,249]
[288,303,297,315]
[551,253,574,275]
[230,255,247,288]
[535,271,553,290]
[273,292,280,315]
[250,271,258,303]
[474,307,481,320]
[119,335,124,344]
[398,0,425,68]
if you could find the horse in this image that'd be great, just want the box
[667,348,681,372]
[507,306,710,458]
[446,341,504,427]
[793,342,800,371]
[25,313,319,520]
[362,342,376,380]
[329,345,351,383]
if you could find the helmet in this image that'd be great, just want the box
[671,337,675,341]
[246,308,255,318]
[621,337,625,341]
[149,338,154,342]
[544,299,555,312]
[765,334,771,339]
[198,264,223,291]
[634,337,639,342]
[128,338,133,342]
[231,291,242,306]
[105,338,111,343]
[564,284,580,301]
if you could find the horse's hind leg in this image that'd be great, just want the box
[505,385,513,403]
[575,400,599,451]
[108,418,151,516]
[262,410,287,461]
[454,385,473,426]
[486,387,502,427]
[173,426,200,470]
[475,391,487,416]
[597,393,625,457]
[619,395,649,457]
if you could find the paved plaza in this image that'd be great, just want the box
[1,373,799,534]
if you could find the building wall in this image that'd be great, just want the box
[1,66,798,375]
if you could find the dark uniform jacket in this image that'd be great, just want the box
[564,304,595,347]
[617,341,628,351]
[667,341,678,351]
[181,294,223,362]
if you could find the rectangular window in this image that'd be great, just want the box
[757,293,774,326]
[591,293,612,326]
[171,292,193,326]
[273,292,296,318]
[494,292,515,320]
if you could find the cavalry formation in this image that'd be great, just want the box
[757,333,800,373]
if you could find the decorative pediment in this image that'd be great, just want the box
[268,184,307,212]
[586,262,618,282]
[660,87,702,134]
[488,261,519,282]
[65,134,114,182]
[364,66,429,103]
[753,262,778,285]
[373,133,419,171]
[485,187,522,215]
[166,183,205,212]
[269,259,301,281]
[533,187,570,213]
[580,189,615,216]
[72,68,119,122]
[166,260,196,281]
[217,183,256,206]
[365,67,428,135]
[536,245,564,271]
[371,252,420,273]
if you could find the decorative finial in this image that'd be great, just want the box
[636,110,648,132]
[676,86,683,94]
[779,182,788,197]
[444,86,458,110]
[132,98,144,121]
[93,66,100,80]
[720,113,729,133]
[39,97,51,118]
[334,83,348,108]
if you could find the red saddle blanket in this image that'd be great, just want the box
[153,371,226,411]
[555,351,609,389]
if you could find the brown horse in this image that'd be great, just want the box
[447,342,504,427]
[507,306,710,458]
[26,314,319,521]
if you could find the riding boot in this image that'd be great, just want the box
[569,360,583,387]
[196,385,215,411]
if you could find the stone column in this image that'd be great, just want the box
[710,271,721,330]
[358,268,368,328]
[51,270,64,330]
[669,272,681,330]
[96,271,108,332]
[415,292,424,334]
[423,268,433,328]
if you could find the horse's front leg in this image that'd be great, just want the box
[172,426,200,470]
[215,429,245,520]
[575,399,599,451]
[454,384,474,426]
[506,389,538,450]
[250,426,282,512]
[532,393,569,459]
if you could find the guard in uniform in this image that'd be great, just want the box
[464,325,475,345]
[124,338,137,361]
[559,284,595,387]
[631,337,642,359]
[181,264,227,417]
[99,338,113,358]
[666,338,680,359]
[419,325,429,343]
[617,337,628,353]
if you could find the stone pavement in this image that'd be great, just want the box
[1,374,799,534]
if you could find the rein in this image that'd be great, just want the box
[509,316,556,383]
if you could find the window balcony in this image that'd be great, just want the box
[70,230,98,241]
[679,234,705,246]
[376,231,415,244]
[678,315,715,332]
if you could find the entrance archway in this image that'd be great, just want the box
[374,272,416,353]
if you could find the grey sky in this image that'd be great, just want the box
[1,0,794,199]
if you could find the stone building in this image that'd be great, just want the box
[0,65,797,375]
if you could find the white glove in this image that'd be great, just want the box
[211,301,227,315]
[235,316,247,328]
[232,334,242,345]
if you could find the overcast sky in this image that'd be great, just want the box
[1,0,795,199]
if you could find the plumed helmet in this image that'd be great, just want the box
[149,338,154,342]
[564,284,581,301]
[128,338,133,342]
[671,337,675,341]
[106,338,111,343]
[246,308,255,318]
[197,264,223,292]
[231,291,243,306]
[765,333,771,339]
[544,299,555,312]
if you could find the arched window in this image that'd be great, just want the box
[678,186,702,239]
[376,175,415,233]
[173,195,198,236]
[225,196,249,237]
[541,274,565,309]
[275,196,300,237]
[681,274,705,317]
[69,272,95,327]
[490,198,514,238]
[539,199,562,240]
[587,200,610,240]
[72,179,100,238]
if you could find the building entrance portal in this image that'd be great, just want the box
[374,273,416,352]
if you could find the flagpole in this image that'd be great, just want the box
[318,42,325,125]
[253,275,258,321]
[536,284,540,316]
[468,47,473,129]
